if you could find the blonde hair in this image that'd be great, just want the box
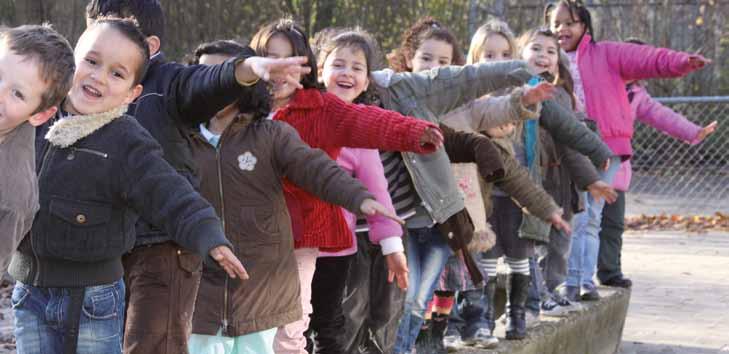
[467,19,516,64]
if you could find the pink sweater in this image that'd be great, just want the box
[319,148,403,257]
[573,34,699,158]
[612,83,702,191]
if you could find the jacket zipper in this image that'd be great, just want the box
[31,143,55,284]
[215,137,229,335]
[71,147,108,158]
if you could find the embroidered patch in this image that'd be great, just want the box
[238,152,257,171]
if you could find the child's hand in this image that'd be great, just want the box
[360,199,405,225]
[419,126,444,149]
[694,121,718,143]
[239,56,312,88]
[210,245,249,280]
[548,212,572,236]
[385,251,409,290]
[687,55,711,70]
[587,181,618,204]
[601,157,611,172]
[521,82,556,107]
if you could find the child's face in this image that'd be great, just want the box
[67,25,143,115]
[409,39,453,73]
[0,44,55,134]
[486,122,515,138]
[521,34,559,76]
[267,34,299,102]
[549,4,586,52]
[321,46,369,103]
[479,34,513,63]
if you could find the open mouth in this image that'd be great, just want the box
[558,35,570,43]
[335,81,354,90]
[82,84,102,98]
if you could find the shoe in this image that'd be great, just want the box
[540,298,570,317]
[484,277,498,332]
[463,328,499,349]
[443,335,465,352]
[602,277,633,288]
[552,293,583,312]
[559,285,581,302]
[581,284,600,301]
[505,273,530,340]
[430,314,448,353]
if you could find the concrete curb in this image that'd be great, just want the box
[458,287,631,354]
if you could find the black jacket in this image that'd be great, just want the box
[8,109,232,288]
[130,51,257,246]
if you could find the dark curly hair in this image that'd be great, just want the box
[387,16,465,72]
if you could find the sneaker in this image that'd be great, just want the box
[552,293,583,311]
[602,276,633,288]
[581,284,600,301]
[463,328,499,349]
[443,335,465,352]
[540,298,570,317]
[558,285,581,302]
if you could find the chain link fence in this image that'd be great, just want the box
[628,96,729,216]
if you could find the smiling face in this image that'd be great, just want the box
[549,4,586,52]
[266,33,300,104]
[321,46,370,103]
[0,44,54,135]
[479,34,513,63]
[66,24,143,115]
[409,38,454,72]
[521,34,559,76]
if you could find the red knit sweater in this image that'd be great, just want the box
[274,89,437,251]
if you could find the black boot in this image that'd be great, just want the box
[415,319,432,353]
[505,273,530,340]
[484,277,497,334]
[430,314,449,354]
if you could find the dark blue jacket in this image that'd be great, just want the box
[8,110,232,288]
[130,50,257,245]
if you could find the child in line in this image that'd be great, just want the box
[185,40,400,354]
[598,39,718,289]
[248,19,444,354]
[8,18,246,354]
[544,0,710,301]
[309,30,409,354]
[0,25,73,272]
[85,2,312,353]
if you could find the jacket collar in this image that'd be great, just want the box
[45,105,128,148]
[576,34,592,55]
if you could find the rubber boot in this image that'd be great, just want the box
[430,314,449,354]
[505,273,530,340]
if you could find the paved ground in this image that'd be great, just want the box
[0,231,726,354]
[618,231,729,354]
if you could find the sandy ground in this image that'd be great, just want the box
[0,231,727,354]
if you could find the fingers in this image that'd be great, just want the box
[388,270,395,283]
[704,121,718,132]
[397,273,409,290]
[211,246,249,280]
[421,127,444,149]
[374,203,405,225]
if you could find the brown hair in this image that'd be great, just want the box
[87,17,151,86]
[1,24,74,113]
[467,19,516,64]
[517,28,576,109]
[387,16,465,72]
[250,18,318,89]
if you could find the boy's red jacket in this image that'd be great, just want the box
[274,88,438,251]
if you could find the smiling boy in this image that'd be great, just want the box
[0,25,75,272]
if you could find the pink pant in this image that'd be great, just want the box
[273,248,319,354]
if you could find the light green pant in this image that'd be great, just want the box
[188,328,276,354]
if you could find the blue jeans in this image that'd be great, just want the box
[566,156,621,288]
[447,287,490,339]
[394,227,452,353]
[13,279,125,354]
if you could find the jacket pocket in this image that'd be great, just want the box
[41,197,124,262]
[237,206,280,266]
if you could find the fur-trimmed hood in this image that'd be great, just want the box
[45,105,128,148]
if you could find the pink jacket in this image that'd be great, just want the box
[574,34,698,158]
[612,83,702,191]
[319,148,403,257]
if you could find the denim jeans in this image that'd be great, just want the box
[540,227,572,292]
[394,227,452,353]
[13,279,125,354]
[526,256,548,313]
[446,287,490,339]
[566,156,621,288]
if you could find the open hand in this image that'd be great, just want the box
[521,82,555,106]
[210,245,249,280]
[694,121,718,143]
[587,181,618,204]
[419,126,444,150]
[548,212,572,236]
[687,55,711,70]
[246,56,312,88]
[360,199,404,225]
[385,251,409,290]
